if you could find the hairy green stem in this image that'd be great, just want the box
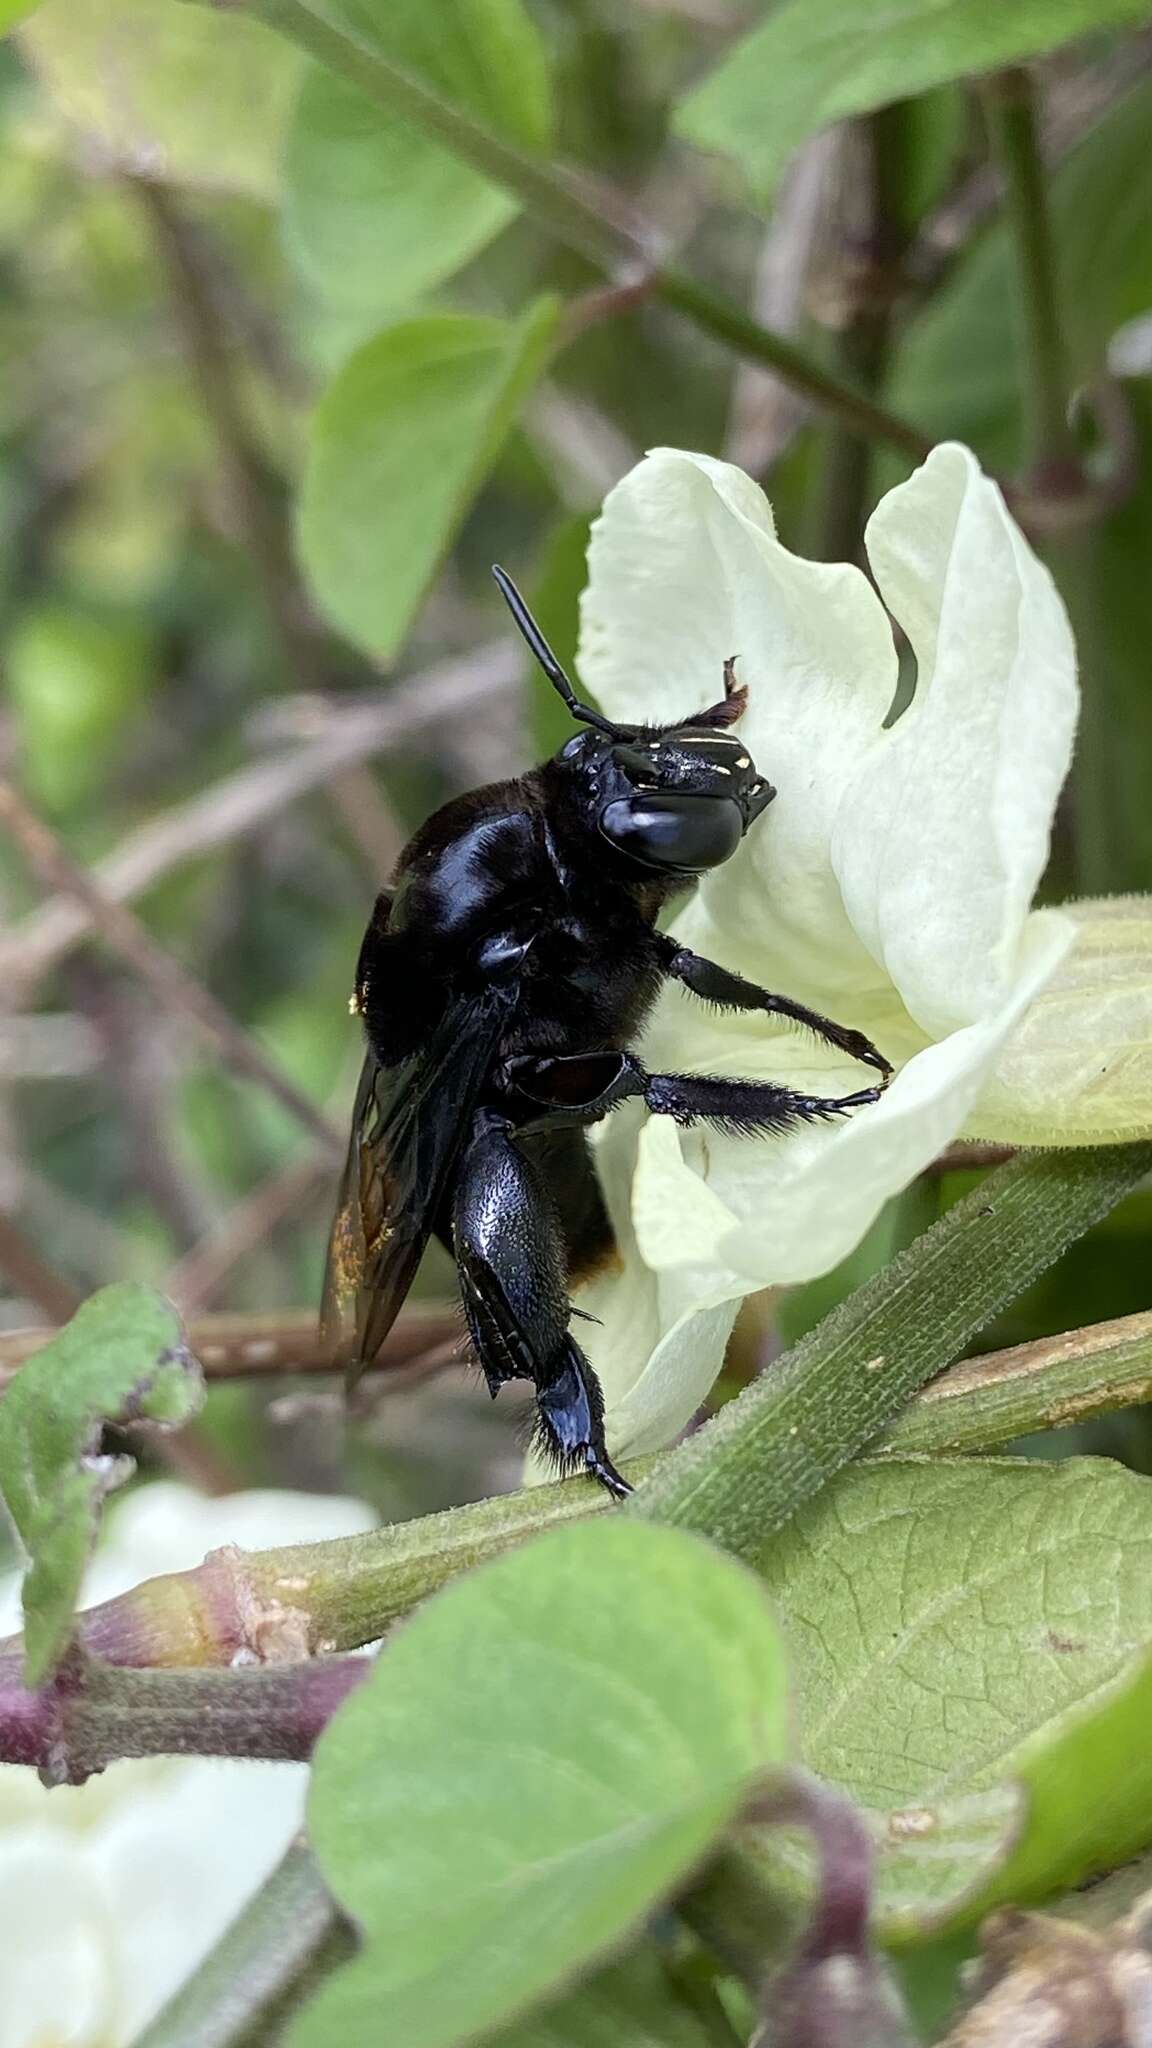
[194,0,932,463]
[628,1145,1152,1556]
[136,1841,352,2048]
[6,1161,1149,1680]
[982,68,1080,482]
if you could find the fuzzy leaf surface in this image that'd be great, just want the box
[0,1285,202,1685]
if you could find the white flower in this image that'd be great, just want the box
[568,442,1089,1462]
[0,1483,375,2048]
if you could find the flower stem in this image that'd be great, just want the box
[982,68,1080,485]
[196,0,932,464]
[629,1144,1152,1556]
[8,1169,1150,1680]
[0,1646,368,1783]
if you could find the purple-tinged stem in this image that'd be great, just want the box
[0,1645,368,1785]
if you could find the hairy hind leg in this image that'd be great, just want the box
[451,1110,629,1499]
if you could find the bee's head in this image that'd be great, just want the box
[492,565,775,877]
[557,721,775,874]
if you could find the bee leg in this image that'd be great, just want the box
[451,1111,629,1500]
[654,938,893,1086]
[642,1068,883,1131]
[501,1050,879,1136]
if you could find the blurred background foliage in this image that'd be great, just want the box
[2,0,1152,1516]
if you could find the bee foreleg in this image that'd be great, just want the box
[654,938,893,1085]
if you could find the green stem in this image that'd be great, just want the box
[135,1841,353,2048]
[811,102,916,560]
[196,0,932,464]
[655,272,930,464]
[628,1145,1152,1557]
[982,68,1079,482]
[12,1164,1150,1676]
[883,1305,1152,1456]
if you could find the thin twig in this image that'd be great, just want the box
[0,779,343,1161]
[809,104,913,561]
[163,1153,331,1314]
[68,957,217,1251]
[724,131,843,474]
[982,68,1080,485]
[0,641,517,998]
[129,175,325,689]
[0,1302,461,1391]
[0,1211,83,1323]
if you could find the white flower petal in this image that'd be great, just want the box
[0,1834,115,2048]
[93,1760,306,2040]
[579,446,899,1006]
[598,911,1072,1451]
[838,444,1078,1037]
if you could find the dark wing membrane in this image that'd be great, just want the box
[321,984,515,1382]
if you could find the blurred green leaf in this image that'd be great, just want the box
[298,298,557,656]
[294,1519,789,2048]
[0,1285,202,1685]
[20,0,302,200]
[675,0,1152,204]
[0,0,42,30]
[487,1951,722,2048]
[7,604,157,813]
[310,0,552,154]
[284,69,516,328]
[889,76,1152,465]
[760,1454,1152,1933]
[283,0,551,325]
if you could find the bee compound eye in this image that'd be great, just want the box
[599,793,744,872]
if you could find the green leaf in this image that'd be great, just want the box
[293,1519,788,2048]
[487,1951,722,2048]
[20,0,302,200]
[675,0,1152,204]
[298,298,557,656]
[758,1454,1152,1932]
[1,0,42,31]
[284,69,516,326]
[888,76,1152,466]
[8,604,158,815]
[282,0,551,322]
[311,0,551,154]
[0,1285,202,1687]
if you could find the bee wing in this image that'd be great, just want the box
[321,983,515,1383]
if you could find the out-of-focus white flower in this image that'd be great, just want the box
[0,1482,375,2048]
[567,442,1103,1461]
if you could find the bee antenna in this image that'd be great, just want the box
[491,565,625,740]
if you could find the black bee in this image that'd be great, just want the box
[323,568,892,1496]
